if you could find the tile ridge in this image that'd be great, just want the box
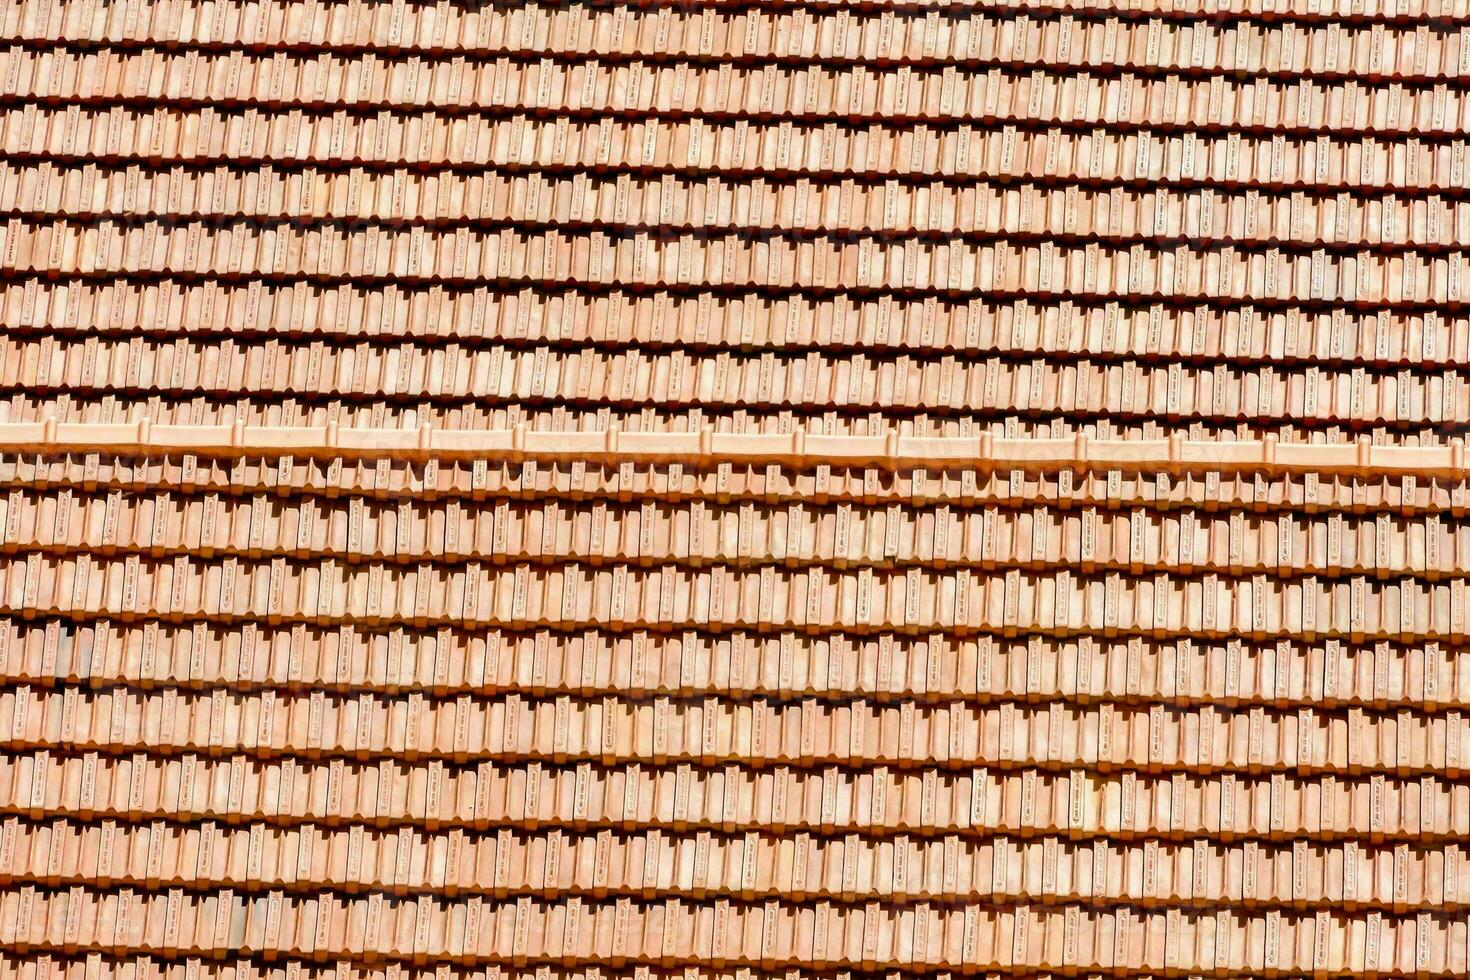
[0,420,1465,478]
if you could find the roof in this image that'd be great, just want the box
[2,1,1469,979]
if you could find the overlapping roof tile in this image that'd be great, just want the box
[1,0,1469,978]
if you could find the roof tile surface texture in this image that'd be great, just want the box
[2,1,1470,979]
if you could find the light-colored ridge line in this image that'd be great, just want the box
[0,421,1466,478]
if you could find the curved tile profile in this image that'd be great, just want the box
[1,1,1468,979]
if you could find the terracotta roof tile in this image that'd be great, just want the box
[1,0,1467,976]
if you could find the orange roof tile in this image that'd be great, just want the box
[2,0,1469,977]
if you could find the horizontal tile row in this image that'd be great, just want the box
[10,0,1470,51]
[3,883,1469,974]
[2,681,1466,776]
[4,618,1464,713]
[8,48,1470,137]
[9,281,1469,370]
[8,106,1469,195]
[0,956,846,980]
[16,217,1470,306]
[0,393,1277,448]
[0,957,1320,980]
[9,397,1281,446]
[5,450,1468,518]
[797,0,1470,23]
[8,487,1470,580]
[0,389,1451,443]
[809,0,1470,23]
[16,164,1470,253]
[4,748,1465,841]
[7,333,1466,426]
[8,1,1470,82]
[6,551,1470,639]
[6,817,1466,912]
[0,400,1426,455]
